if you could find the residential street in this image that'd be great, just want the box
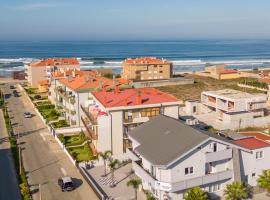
[0,109,21,200]
[1,83,98,200]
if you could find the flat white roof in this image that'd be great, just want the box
[202,89,266,100]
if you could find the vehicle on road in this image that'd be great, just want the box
[23,112,32,118]
[58,177,74,192]
[10,85,15,89]
[13,90,19,97]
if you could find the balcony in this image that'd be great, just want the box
[170,169,233,192]
[124,116,149,124]
[80,105,97,125]
[127,148,140,161]
[132,161,156,187]
[81,117,98,140]
[205,148,232,163]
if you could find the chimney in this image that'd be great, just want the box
[135,90,142,104]
[115,85,120,94]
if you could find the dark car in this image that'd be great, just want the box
[24,112,32,118]
[10,85,15,89]
[58,177,74,192]
[13,90,19,97]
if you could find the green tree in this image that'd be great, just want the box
[108,159,119,187]
[145,191,156,200]
[97,150,112,176]
[257,169,270,196]
[184,187,208,200]
[224,181,248,200]
[127,179,142,200]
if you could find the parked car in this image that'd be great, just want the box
[23,112,32,118]
[10,85,15,89]
[58,177,74,192]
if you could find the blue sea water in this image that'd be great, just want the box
[1,39,270,76]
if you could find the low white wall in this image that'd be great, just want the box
[55,127,83,134]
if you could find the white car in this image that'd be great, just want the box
[24,112,32,118]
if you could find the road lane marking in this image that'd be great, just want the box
[60,168,67,176]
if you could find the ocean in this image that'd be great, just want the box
[1,40,270,76]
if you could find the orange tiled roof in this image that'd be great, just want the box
[38,80,49,86]
[240,132,270,141]
[92,88,179,108]
[52,69,98,78]
[259,78,270,84]
[123,57,171,65]
[59,75,113,91]
[31,58,79,67]
[219,69,238,74]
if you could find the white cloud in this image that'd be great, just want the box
[11,3,56,11]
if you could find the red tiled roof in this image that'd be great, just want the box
[92,88,179,108]
[240,132,270,141]
[31,58,79,67]
[123,57,171,65]
[233,137,270,150]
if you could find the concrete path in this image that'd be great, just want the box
[0,109,21,200]
[1,83,98,200]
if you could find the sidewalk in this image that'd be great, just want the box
[0,109,21,200]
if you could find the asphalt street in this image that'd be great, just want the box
[1,83,98,200]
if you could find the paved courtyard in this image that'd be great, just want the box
[86,162,146,200]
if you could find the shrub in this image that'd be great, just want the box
[103,73,113,79]
[20,183,30,197]
[79,132,86,141]
[34,95,42,100]
[58,134,65,144]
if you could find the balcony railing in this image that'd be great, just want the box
[132,161,156,187]
[81,117,98,140]
[80,105,97,125]
[170,169,233,192]
[124,116,149,124]
[205,148,232,163]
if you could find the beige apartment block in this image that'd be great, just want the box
[25,58,79,86]
[122,57,172,81]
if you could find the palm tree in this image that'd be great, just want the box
[97,150,112,176]
[184,187,208,200]
[127,179,142,200]
[258,169,270,196]
[224,181,248,200]
[108,159,119,187]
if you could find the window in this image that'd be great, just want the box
[159,71,163,73]
[256,151,263,159]
[252,173,256,177]
[213,143,217,152]
[209,183,221,193]
[141,107,160,117]
[185,167,194,175]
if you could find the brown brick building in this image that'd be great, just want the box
[122,57,172,81]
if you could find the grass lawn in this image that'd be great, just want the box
[52,120,70,128]
[64,134,85,147]
[68,145,94,162]
[158,75,265,101]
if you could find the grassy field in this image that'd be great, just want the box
[158,75,265,101]
[68,144,94,162]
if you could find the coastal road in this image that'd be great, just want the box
[0,109,21,200]
[1,83,98,200]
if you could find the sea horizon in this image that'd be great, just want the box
[1,39,270,76]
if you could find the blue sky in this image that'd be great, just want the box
[0,0,270,40]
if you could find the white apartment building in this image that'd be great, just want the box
[80,88,180,156]
[127,115,270,200]
[181,89,269,130]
